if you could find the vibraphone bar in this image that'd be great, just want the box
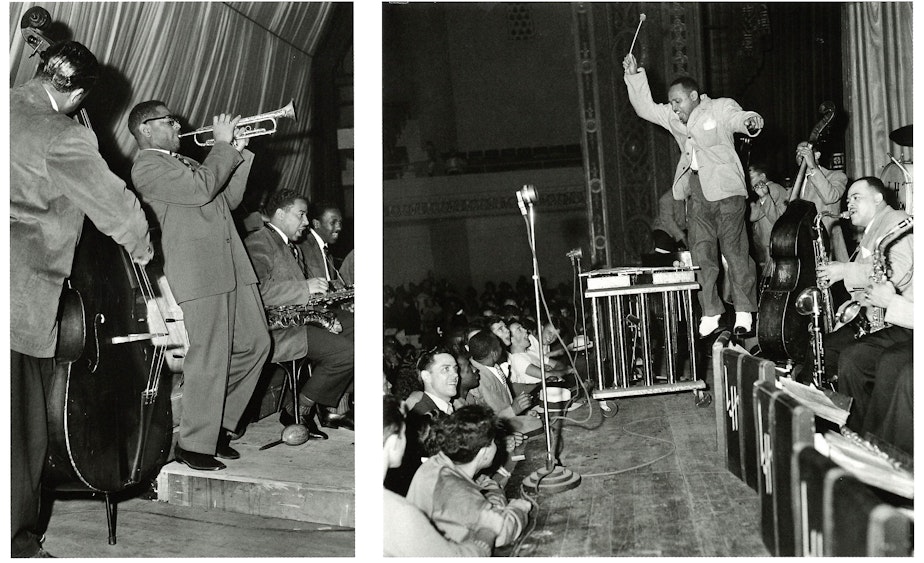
[581,266,705,400]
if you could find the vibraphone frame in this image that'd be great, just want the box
[582,270,704,399]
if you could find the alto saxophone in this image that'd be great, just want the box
[836,216,913,338]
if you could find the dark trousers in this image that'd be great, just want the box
[865,346,913,455]
[688,174,758,316]
[835,326,913,431]
[298,310,355,408]
[11,351,52,557]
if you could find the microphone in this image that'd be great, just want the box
[516,190,527,217]
[566,248,583,259]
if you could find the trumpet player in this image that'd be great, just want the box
[814,177,912,383]
[128,101,271,471]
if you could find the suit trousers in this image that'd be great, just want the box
[299,310,354,407]
[11,351,52,557]
[179,284,270,454]
[836,326,913,432]
[688,173,758,316]
[866,347,913,455]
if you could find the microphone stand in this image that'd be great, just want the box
[518,187,581,494]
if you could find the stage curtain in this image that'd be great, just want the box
[842,2,913,178]
[10,2,332,198]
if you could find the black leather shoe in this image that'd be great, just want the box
[216,432,241,460]
[279,409,329,440]
[175,445,226,471]
[318,407,354,431]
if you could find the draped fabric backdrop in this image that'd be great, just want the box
[9,2,332,199]
[842,2,913,179]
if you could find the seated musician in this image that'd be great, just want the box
[406,405,532,552]
[795,141,849,262]
[815,177,912,385]
[747,162,787,272]
[838,271,913,446]
[296,200,349,289]
[243,189,354,437]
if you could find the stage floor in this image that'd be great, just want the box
[502,345,769,557]
[38,414,355,557]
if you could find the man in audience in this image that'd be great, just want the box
[467,332,535,428]
[383,394,496,556]
[407,405,532,551]
[243,189,354,435]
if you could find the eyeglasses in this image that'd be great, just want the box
[142,115,180,127]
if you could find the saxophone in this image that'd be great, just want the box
[813,211,847,333]
[836,217,913,337]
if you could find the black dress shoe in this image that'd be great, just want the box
[216,432,241,460]
[318,407,354,431]
[175,445,226,471]
[279,409,329,440]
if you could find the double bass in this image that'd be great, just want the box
[756,102,836,363]
[20,7,178,545]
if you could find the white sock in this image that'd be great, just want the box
[699,314,721,336]
[735,312,753,331]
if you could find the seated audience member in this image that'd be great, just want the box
[839,275,913,438]
[508,319,573,394]
[385,347,457,495]
[747,162,788,272]
[383,395,496,557]
[407,405,532,551]
[467,331,539,435]
[453,350,483,409]
[651,189,688,253]
[243,189,354,436]
[817,177,911,381]
[487,316,512,348]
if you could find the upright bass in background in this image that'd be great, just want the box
[756,102,836,365]
[17,6,184,545]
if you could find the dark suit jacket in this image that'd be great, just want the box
[131,143,256,303]
[11,79,150,357]
[297,231,339,282]
[243,225,314,362]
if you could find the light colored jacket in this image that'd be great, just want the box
[625,69,761,202]
[406,451,530,548]
[11,79,150,357]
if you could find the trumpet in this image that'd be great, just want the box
[178,100,296,146]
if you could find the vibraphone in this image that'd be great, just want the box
[581,266,704,399]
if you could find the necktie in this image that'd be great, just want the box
[495,366,513,403]
[323,244,337,282]
[288,242,309,279]
[171,153,196,169]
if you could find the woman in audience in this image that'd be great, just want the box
[406,405,532,551]
[507,319,573,394]
[383,395,496,556]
